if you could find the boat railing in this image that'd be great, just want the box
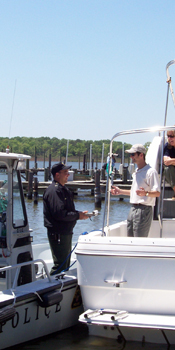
[0,258,52,289]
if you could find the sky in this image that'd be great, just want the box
[1,0,175,145]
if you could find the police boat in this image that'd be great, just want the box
[0,150,83,349]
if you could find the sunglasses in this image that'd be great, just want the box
[167,135,175,138]
[130,152,141,157]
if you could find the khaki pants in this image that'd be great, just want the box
[127,204,152,237]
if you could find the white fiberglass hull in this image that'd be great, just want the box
[0,275,83,349]
[76,220,175,345]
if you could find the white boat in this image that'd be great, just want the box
[76,60,175,346]
[0,151,83,349]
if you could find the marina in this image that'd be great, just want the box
[22,178,132,196]
[19,159,132,206]
[1,70,175,348]
[1,1,175,349]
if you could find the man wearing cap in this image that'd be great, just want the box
[43,162,88,275]
[111,144,160,237]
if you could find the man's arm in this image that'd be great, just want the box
[136,187,160,198]
[164,156,175,166]
[111,186,131,196]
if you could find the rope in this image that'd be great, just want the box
[52,242,78,275]
[52,229,99,275]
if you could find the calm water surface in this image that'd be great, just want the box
[15,177,172,350]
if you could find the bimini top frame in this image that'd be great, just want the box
[102,125,175,236]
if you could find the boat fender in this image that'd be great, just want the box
[37,290,63,308]
[0,305,16,323]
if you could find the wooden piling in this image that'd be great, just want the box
[101,168,105,180]
[83,154,86,173]
[44,168,49,182]
[94,169,101,208]
[26,159,29,181]
[27,171,33,199]
[48,151,51,180]
[33,177,38,204]
[43,150,45,169]
[92,158,94,169]
[122,166,128,184]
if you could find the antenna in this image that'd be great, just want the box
[8,79,17,142]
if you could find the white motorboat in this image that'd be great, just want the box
[76,60,175,346]
[0,151,83,349]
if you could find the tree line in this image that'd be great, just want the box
[0,137,150,162]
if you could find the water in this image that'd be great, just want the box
[16,323,171,350]
[25,190,131,246]
[17,187,170,350]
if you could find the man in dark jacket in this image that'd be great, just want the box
[43,162,88,275]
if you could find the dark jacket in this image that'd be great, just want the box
[43,180,79,234]
[164,142,175,158]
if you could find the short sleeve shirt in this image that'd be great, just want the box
[130,164,160,206]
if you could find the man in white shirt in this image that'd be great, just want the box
[111,144,160,237]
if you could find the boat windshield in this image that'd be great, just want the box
[0,178,8,216]
[0,168,8,215]
[13,169,27,228]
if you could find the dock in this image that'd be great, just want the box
[21,165,131,205]
[22,178,131,197]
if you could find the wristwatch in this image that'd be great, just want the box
[146,191,149,197]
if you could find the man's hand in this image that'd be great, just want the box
[136,187,146,196]
[110,186,121,195]
[79,211,89,220]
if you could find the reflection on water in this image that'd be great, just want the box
[16,323,172,350]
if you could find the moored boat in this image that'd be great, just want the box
[76,60,175,346]
[0,151,83,349]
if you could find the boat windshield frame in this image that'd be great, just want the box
[12,168,28,229]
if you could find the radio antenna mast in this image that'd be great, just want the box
[8,79,17,141]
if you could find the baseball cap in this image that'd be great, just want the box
[125,144,146,154]
[51,162,72,176]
